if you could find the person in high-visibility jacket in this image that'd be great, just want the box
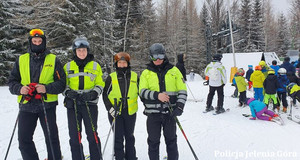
[63,38,104,160]
[8,29,66,160]
[102,52,139,160]
[139,43,187,160]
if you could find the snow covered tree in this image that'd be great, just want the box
[263,0,277,52]
[276,13,290,57]
[238,0,251,52]
[290,0,300,49]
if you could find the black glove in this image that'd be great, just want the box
[66,90,79,99]
[171,106,183,117]
[80,91,98,101]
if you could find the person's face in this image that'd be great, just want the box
[153,59,164,65]
[76,48,88,60]
[31,37,43,45]
[117,60,128,68]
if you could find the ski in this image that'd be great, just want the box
[271,118,284,126]
[242,114,251,117]
[287,116,300,124]
[213,108,230,115]
[203,110,214,113]
[187,98,203,102]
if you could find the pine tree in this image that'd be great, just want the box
[238,0,251,52]
[264,0,277,52]
[276,13,290,57]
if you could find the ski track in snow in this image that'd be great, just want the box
[1,78,300,160]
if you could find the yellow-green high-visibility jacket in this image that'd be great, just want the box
[64,60,104,103]
[18,53,57,104]
[108,71,138,115]
[139,66,187,114]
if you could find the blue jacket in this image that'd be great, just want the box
[277,75,289,93]
[246,69,253,81]
[280,62,296,74]
[270,65,280,75]
[249,100,266,118]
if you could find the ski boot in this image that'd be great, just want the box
[215,106,225,114]
[205,106,214,112]
[282,107,287,113]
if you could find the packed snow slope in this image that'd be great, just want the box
[1,75,300,160]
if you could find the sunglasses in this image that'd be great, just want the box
[150,54,165,61]
[74,39,89,48]
[29,29,44,37]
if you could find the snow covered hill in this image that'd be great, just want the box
[1,78,300,160]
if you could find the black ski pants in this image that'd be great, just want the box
[277,92,288,107]
[67,103,102,160]
[239,91,247,105]
[18,106,62,160]
[108,108,137,160]
[146,114,178,160]
[206,85,224,108]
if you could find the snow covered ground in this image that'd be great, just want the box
[1,75,300,160]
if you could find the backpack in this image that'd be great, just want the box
[209,65,220,81]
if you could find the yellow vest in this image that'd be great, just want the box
[18,53,58,104]
[108,71,138,115]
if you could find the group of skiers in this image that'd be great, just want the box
[8,29,187,160]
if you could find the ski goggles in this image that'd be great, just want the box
[74,39,90,49]
[29,29,44,37]
[150,54,165,61]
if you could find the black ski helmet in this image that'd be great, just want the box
[149,43,165,56]
[213,54,222,61]
[72,37,90,54]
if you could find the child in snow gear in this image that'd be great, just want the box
[139,43,187,160]
[287,83,300,102]
[263,69,280,111]
[259,60,270,78]
[204,54,227,113]
[176,53,187,81]
[250,65,265,101]
[277,68,290,112]
[102,52,138,160]
[231,73,238,98]
[8,28,65,160]
[246,98,279,121]
[234,68,247,106]
[245,65,254,90]
[63,38,104,160]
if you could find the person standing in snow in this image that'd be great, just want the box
[102,52,138,160]
[263,69,280,111]
[245,65,254,90]
[246,98,279,121]
[259,60,270,78]
[277,68,290,113]
[204,54,227,113]
[250,66,265,102]
[234,68,248,106]
[280,57,296,75]
[139,43,187,160]
[176,53,187,81]
[270,60,280,75]
[8,29,65,160]
[63,38,104,160]
[190,69,195,81]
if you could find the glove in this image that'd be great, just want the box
[80,91,98,101]
[249,117,256,120]
[171,106,183,117]
[109,107,118,118]
[66,90,79,99]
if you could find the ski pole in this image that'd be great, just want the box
[41,96,56,160]
[85,102,102,159]
[186,82,198,102]
[4,112,19,160]
[167,103,199,160]
[102,118,115,155]
[112,98,118,160]
[73,100,84,160]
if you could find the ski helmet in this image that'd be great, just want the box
[278,68,287,75]
[149,43,166,61]
[246,98,255,105]
[268,69,275,75]
[259,61,266,66]
[72,38,90,54]
[213,54,222,61]
[114,52,130,63]
[255,65,262,70]
[237,68,245,76]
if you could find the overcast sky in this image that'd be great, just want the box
[153,0,291,16]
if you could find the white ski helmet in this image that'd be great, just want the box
[278,68,287,75]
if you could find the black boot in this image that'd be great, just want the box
[205,106,214,112]
[215,106,225,114]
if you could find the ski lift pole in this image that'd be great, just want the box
[4,112,19,160]
[167,102,199,160]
